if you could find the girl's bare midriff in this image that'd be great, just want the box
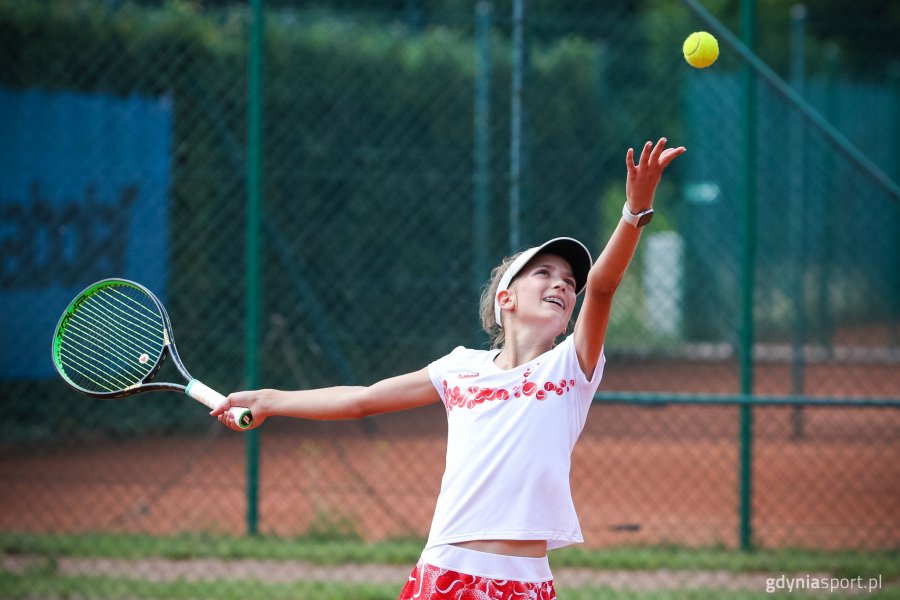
[452,539,548,558]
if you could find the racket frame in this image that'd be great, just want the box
[52,278,252,428]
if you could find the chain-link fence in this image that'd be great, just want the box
[1,0,898,598]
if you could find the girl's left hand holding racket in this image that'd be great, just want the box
[210,390,268,431]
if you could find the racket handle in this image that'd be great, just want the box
[185,380,253,430]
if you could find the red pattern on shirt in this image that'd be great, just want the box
[442,363,577,412]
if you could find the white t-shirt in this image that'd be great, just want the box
[425,335,605,550]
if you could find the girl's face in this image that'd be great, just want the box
[507,253,577,335]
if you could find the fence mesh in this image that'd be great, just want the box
[1,0,898,598]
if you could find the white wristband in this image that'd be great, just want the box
[622,202,654,228]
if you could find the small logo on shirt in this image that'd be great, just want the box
[457,370,480,379]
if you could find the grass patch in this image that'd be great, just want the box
[1,535,897,600]
[0,572,399,600]
[2,532,896,578]
[0,531,424,566]
[1,530,896,600]
[551,545,899,580]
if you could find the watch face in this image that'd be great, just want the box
[637,211,654,227]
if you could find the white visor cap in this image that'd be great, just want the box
[494,237,593,327]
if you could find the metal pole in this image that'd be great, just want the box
[817,43,839,355]
[509,0,524,252]
[474,0,492,342]
[592,392,900,408]
[245,0,264,536]
[889,61,900,346]
[789,4,807,440]
[738,0,757,552]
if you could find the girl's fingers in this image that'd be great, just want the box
[629,139,684,174]
[625,148,638,177]
[639,140,652,166]
[659,146,687,168]
[649,137,667,163]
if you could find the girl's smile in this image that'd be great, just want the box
[510,254,577,328]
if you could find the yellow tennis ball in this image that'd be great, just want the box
[683,31,719,68]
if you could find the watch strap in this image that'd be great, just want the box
[622,202,654,228]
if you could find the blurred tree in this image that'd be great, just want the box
[128,0,897,79]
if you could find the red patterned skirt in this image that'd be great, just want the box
[398,562,557,600]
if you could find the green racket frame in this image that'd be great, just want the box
[52,278,252,429]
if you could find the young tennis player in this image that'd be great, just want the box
[213,137,685,598]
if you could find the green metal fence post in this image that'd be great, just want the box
[245,0,264,536]
[817,43,839,353]
[738,0,757,551]
[789,4,807,440]
[889,60,900,346]
[474,0,492,343]
[509,0,524,252]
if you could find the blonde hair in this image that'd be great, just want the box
[479,251,575,349]
[479,252,522,349]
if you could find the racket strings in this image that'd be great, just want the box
[59,285,165,393]
[64,309,155,372]
[66,288,163,380]
[62,315,156,391]
[62,300,161,391]
[62,319,155,392]
[71,292,163,361]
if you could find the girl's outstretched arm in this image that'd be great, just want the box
[573,137,685,376]
[210,367,440,431]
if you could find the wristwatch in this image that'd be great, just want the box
[622,202,654,228]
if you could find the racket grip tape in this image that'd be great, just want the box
[185,380,253,430]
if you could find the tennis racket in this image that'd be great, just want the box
[51,278,253,429]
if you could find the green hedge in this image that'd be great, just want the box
[0,0,619,436]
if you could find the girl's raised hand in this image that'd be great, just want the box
[625,137,686,212]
